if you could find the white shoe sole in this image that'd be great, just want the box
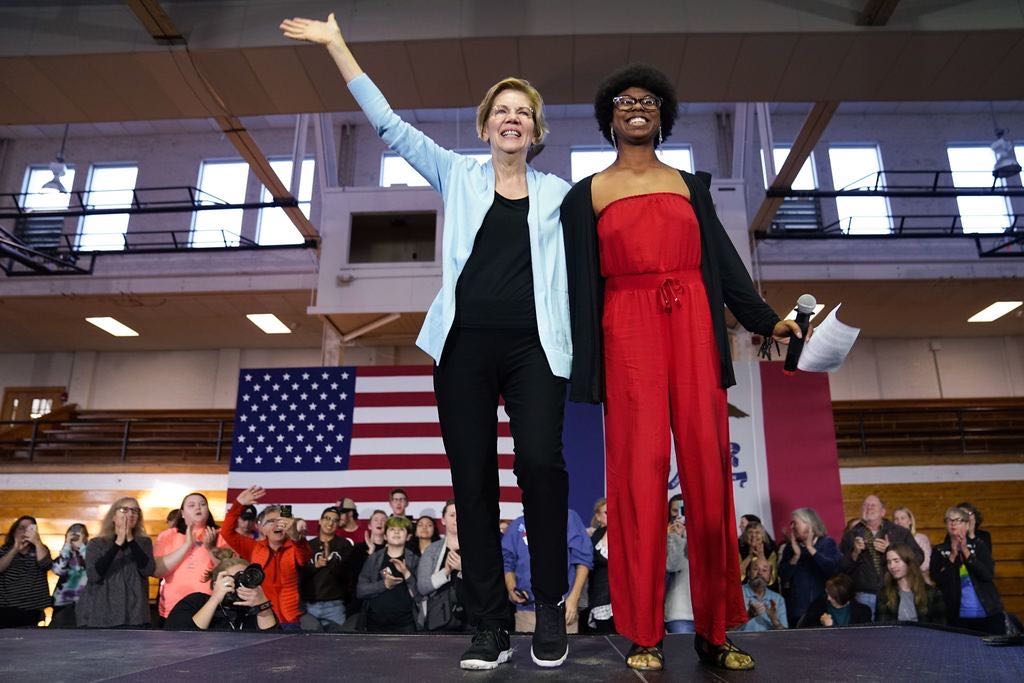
[531,645,568,668]
[460,648,513,670]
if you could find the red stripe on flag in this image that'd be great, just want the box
[354,392,437,407]
[347,454,515,470]
[356,365,433,376]
[227,486,521,503]
[352,423,511,438]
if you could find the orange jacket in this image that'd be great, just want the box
[221,503,313,624]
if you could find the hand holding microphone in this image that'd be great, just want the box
[782,294,816,374]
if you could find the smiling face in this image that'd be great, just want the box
[442,504,458,537]
[861,496,885,526]
[386,524,409,547]
[261,510,286,543]
[893,509,911,530]
[320,510,340,536]
[481,89,537,157]
[792,515,812,540]
[611,87,661,146]
[181,494,210,527]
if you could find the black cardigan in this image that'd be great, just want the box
[560,170,781,404]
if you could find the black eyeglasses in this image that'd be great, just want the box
[612,95,662,111]
[116,506,141,515]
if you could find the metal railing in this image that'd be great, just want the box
[767,170,1024,199]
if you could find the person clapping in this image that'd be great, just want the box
[357,517,420,633]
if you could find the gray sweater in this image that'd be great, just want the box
[77,536,155,628]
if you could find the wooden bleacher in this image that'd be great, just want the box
[0,409,234,463]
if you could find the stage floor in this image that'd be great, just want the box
[2,625,1021,681]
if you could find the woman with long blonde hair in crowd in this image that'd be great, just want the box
[892,506,931,577]
[77,497,155,628]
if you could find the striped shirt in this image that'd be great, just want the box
[0,545,53,610]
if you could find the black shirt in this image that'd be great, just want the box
[455,192,535,328]
[164,592,275,632]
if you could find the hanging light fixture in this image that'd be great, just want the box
[992,129,1021,179]
[990,104,1022,179]
[40,124,70,193]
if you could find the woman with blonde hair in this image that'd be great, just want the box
[892,506,931,576]
[876,543,944,625]
[282,13,572,671]
[77,497,155,628]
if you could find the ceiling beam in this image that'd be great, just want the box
[858,0,901,26]
[125,0,317,242]
[749,100,838,232]
[125,0,185,44]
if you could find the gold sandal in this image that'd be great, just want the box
[694,634,755,671]
[626,642,664,671]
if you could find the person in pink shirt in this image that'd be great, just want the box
[154,493,227,619]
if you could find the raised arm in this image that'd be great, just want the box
[280,13,456,191]
[279,13,362,83]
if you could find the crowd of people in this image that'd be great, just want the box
[0,488,1015,641]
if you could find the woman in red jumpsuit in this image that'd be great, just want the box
[561,64,801,672]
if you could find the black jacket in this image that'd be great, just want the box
[838,520,923,594]
[797,595,872,628]
[874,585,946,625]
[560,170,780,403]
[930,537,1003,618]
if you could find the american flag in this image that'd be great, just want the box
[227,365,522,531]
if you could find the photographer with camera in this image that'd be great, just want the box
[356,516,420,632]
[165,551,278,631]
[219,486,313,630]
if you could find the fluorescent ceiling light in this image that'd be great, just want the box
[784,303,825,322]
[967,301,1023,323]
[86,316,139,337]
[247,313,292,334]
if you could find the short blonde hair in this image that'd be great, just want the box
[476,77,549,145]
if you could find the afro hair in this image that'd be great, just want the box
[594,63,678,147]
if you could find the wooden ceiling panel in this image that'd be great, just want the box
[84,53,183,121]
[31,55,127,122]
[242,47,326,115]
[980,34,1024,100]
[0,58,85,124]
[677,34,742,102]
[571,35,631,102]
[826,33,907,100]
[874,32,966,100]
[134,52,213,118]
[191,49,275,116]
[460,37,519,100]
[926,32,1019,100]
[726,34,799,101]
[626,35,687,89]
[774,34,854,101]
[517,36,573,104]
[349,42,419,110]
[292,45,354,112]
[407,40,473,109]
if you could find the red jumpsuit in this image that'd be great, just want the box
[599,192,747,647]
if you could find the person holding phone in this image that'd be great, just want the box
[356,517,420,632]
[50,523,90,628]
[418,501,469,632]
[220,486,313,630]
[299,506,358,631]
[0,515,53,628]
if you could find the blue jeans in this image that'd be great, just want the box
[665,619,695,634]
[855,592,877,621]
[305,600,346,628]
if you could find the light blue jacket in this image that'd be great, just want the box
[348,74,573,378]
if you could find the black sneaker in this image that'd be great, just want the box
[460,627,513,670]
[531,601,568,667]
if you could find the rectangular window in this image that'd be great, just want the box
[571,145,694,184]
[828,145,891,235]
[192,160,249,248]
[761,147,817,189]
[947,146,1011,234]
[22,165,77,211]
[77,164,138,251]
[256,158,315,245]
[1016,144,1024,186]
[380,151,490,188]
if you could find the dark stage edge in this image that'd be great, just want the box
[2,625,1022,682]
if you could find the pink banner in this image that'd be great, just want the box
[759,362,846,541]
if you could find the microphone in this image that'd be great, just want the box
[783,294,816,374]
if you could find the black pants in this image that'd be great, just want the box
[434,327,569,628]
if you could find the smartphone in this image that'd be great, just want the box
[513,588,531,603]
[279,505,293,518]
[385,562,404,578]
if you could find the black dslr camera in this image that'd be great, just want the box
[224,563,265,607]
